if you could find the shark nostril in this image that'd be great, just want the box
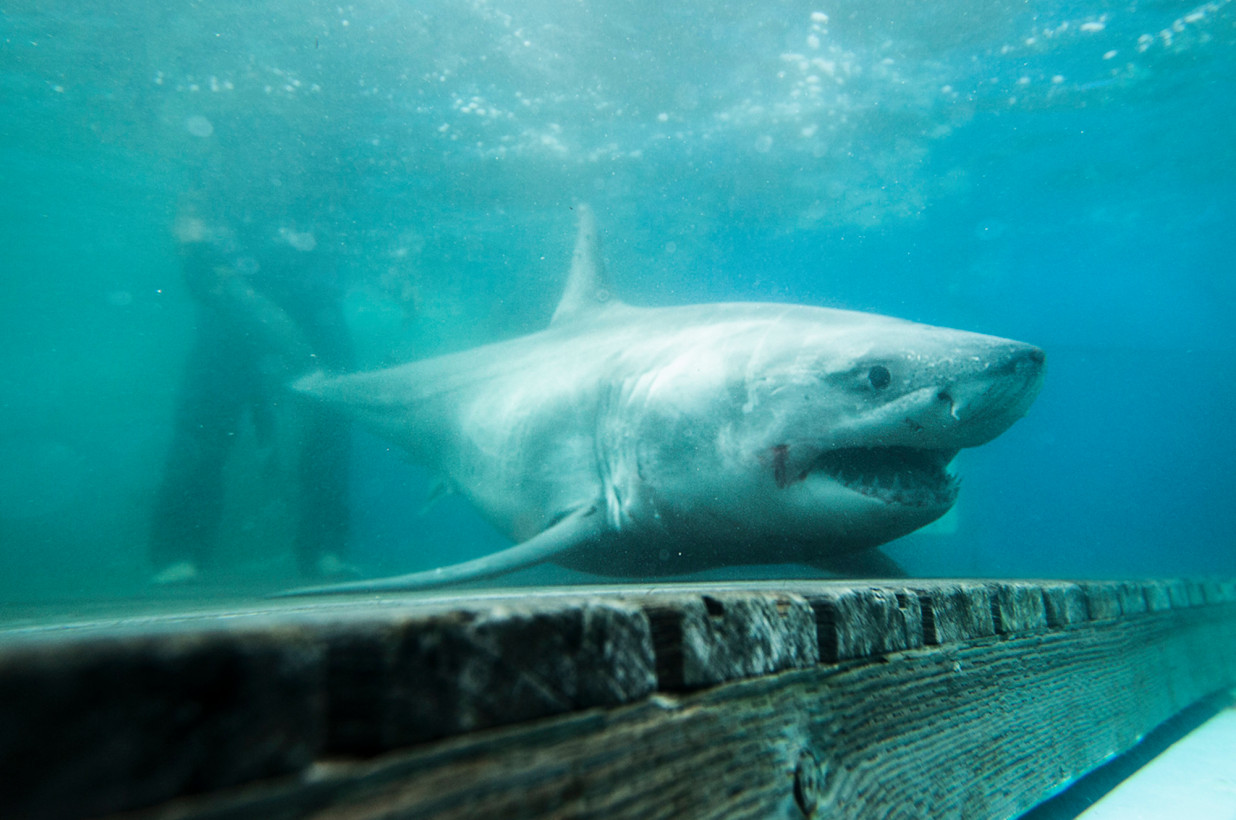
[1028,348,1046,365]
[937,391,952,404]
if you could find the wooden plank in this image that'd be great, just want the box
[800,585,923,662]
[1079,581,1122,621]
[0,624,324,820]
[637,590,819,689]
[315,597,658,754]
[987,581,1049,634]
[1040,581,1089,627]
[1,580,1235,819]
[913,581,996,643]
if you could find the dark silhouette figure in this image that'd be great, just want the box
[150,218,355,583]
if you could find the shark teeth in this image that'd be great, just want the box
[813,447,959,508]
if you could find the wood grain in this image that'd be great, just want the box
[1,579,1234,819]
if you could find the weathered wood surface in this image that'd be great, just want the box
[1,579,1234,819]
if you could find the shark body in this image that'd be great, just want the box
[285,206,1044,594]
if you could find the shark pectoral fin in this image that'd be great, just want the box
[812,548,908,579]
[272,504,607,597]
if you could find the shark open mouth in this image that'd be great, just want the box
[813,446,959,508]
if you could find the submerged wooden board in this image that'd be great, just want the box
[1,579,1235,819]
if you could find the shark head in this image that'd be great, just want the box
[613,305,1046,554]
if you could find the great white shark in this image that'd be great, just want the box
[284,206,1044,595]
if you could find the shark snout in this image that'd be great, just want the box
[997,344,1046,378]
[837,341,1044,452]
[937,343,1045,447]
[994,344,1046,395]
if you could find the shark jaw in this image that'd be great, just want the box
[771,438,960,509]
[808,446,960,509]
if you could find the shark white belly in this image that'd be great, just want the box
[284,206,1045,595]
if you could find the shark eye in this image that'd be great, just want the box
[868,365,892,390]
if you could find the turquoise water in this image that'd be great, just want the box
[1,0,1233,606]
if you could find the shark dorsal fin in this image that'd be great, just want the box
[551,204,623,325]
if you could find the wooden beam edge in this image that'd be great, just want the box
[0,578,1233,819]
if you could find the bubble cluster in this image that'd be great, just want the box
[279,228,317,252]
[119,0,1233,231]
[1136,0,1231,52]
[185,115,213,138]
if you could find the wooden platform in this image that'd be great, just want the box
[2,578,1235,819]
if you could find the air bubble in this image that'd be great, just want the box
[185,115,214,137]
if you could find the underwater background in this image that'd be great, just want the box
[1,0,1233,605]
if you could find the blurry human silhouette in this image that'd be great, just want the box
[149,214,356,584]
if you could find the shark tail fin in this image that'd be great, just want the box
[550,204,623,325]
[273,503,606,597]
